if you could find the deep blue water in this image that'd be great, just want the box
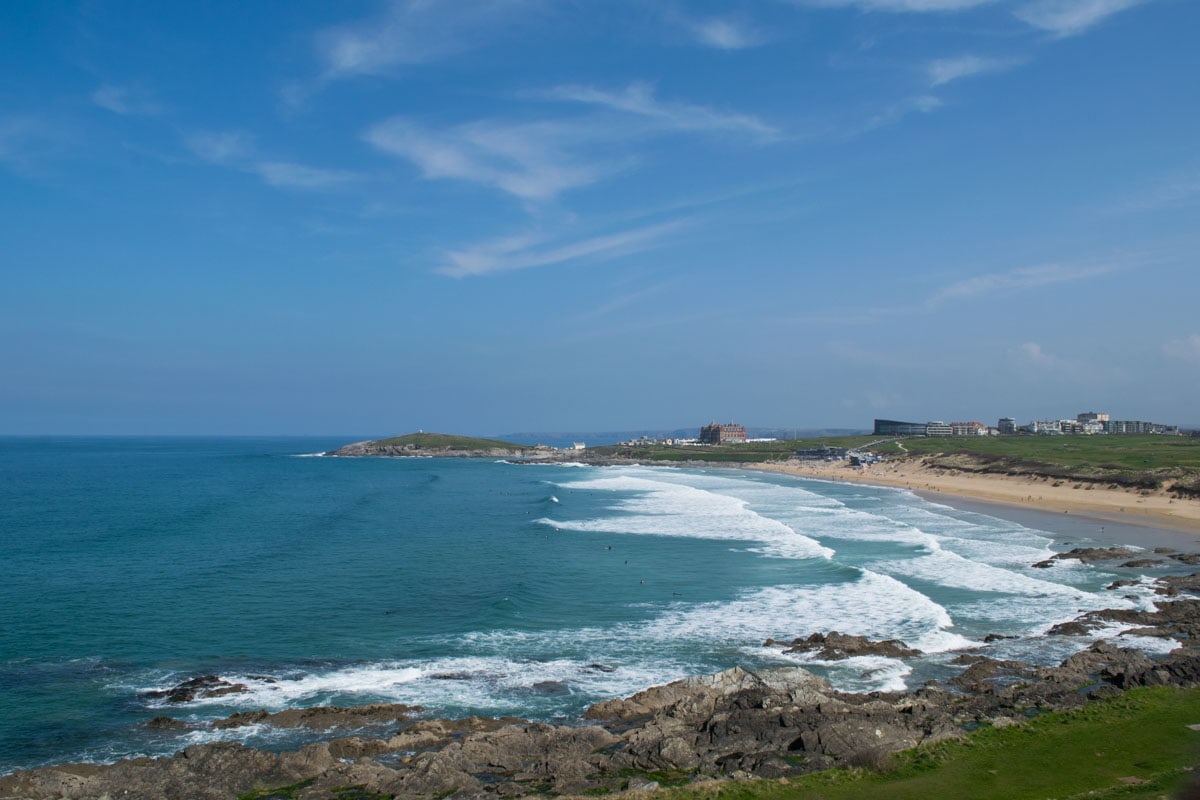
[0,437,1185,773]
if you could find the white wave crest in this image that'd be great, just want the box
[540,473,834,561]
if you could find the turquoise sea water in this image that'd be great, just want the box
[0,437,1186,774]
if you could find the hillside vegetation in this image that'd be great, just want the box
[661,686,1200,800]
[877,435,1200,497]
[356,433,527,451]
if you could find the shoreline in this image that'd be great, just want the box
[5,454,1200,797]
[742,458,1200,545]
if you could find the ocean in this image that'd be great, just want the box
[0,437,1185,775]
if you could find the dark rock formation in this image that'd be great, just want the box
[143,675,249,704]
[1032,546,1140,568]
[1121,558,1162,568]
[1157,573,1200,596]
[766,631,921,660]
[213,703,420,730]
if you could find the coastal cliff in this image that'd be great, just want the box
[5,570,1200,800]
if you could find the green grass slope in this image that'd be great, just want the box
[662,686,1200,800]
[887,434,1200,470]
[366,432,527,451]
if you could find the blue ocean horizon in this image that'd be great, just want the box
[0,437,1183,774]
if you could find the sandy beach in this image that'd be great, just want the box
[744,458,1200,544]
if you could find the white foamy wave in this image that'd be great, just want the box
[148,658,685,719]
[802,655,912,694]
[290,452,328,458]
[539,474,834,560]
[875,550,1096,599]
[139,667,423,710]
[644,572,972,655]
[1114,632,1179,656]
[950,584,1150,642]
[178,722,298,748]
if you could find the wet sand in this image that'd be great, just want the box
[744,458,1200,551]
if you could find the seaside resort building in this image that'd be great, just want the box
[700,422,748,444]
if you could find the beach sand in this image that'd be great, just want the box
[744,458,1200,549]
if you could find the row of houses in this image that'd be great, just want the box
[877,412,1179,438]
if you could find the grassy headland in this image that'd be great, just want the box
[873,435,1200,497]
[361,432,528,451]
[661,686,1200,800]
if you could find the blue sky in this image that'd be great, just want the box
[2,0,1197,435]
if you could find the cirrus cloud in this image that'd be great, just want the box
[437,219,691,277]
[1014,0,1153,37]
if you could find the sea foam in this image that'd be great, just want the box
[540,473,834,560]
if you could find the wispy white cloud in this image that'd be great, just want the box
[437,219,690,277]
[316,0,530,79]
[863,94,942,131]
[1164,334,1200,363]
[1014,0,1152,36]
[185,131,356,191]
[365,116,614,201]
[91,84,162,116]
[185,130,254,164]
[927,262,1117,306]
[793,0,1151,36]
[251,161,357,190]
[926,55,1024,86]
[792,0,996,12]
[684,16,766,50]
[539,82,780,141]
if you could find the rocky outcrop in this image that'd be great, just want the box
[766,631,922,660]
[143,675,253,703]
[7,593,1200,800]
[1032,547,1140,569]
[213,703,421,730]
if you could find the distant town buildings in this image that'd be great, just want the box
[1018,416,1176,436]
[875,412,1178,437]
[699,422,748,444]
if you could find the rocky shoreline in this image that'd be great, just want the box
[4,559,1200,800]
